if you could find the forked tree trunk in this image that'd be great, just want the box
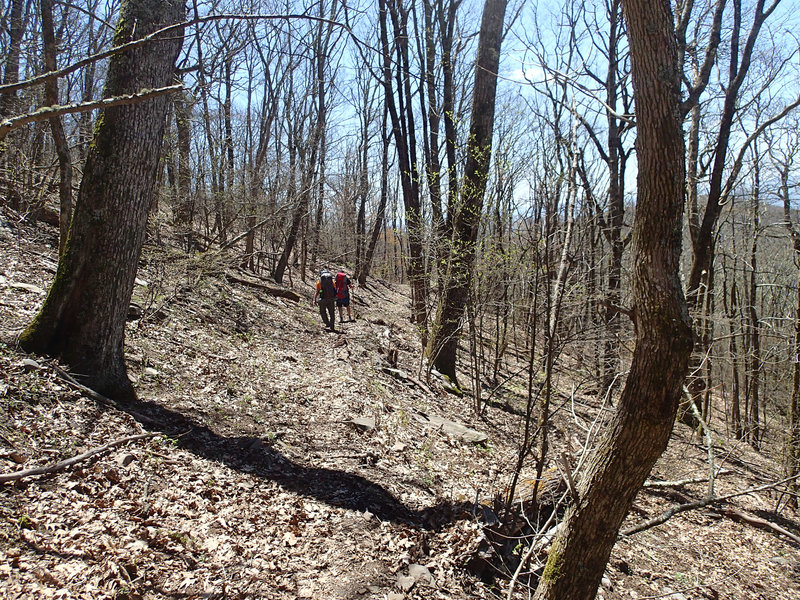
[19,0,185,401]
[532,1,693,597]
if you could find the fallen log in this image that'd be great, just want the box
[225,272,301,302]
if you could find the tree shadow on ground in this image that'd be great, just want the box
[126,398,466,530]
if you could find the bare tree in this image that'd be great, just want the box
[425,0,508,384]
[19,0,185,401]
[532,0,693,596]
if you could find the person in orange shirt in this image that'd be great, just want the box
[312,269,337,332]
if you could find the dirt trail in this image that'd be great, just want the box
[2,208,800,599]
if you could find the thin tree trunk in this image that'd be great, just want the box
[425,0,507,383]
[746,148,761,445]
[684,0,781,424]
[0,0,25,117]
[360,108,391,286]
[174,92,194,251]
[41,0,73,256]
[379,0,428,328]
[722,256,743,439]
[775,140,800,503]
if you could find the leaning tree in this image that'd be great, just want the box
[532,0,694,597]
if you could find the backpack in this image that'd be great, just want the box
[335,272,348,299]
[320,271,336,299]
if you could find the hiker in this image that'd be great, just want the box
[335,270,354,323]
[312,269,337,332]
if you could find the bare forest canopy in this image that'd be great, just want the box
[2,0,800,598]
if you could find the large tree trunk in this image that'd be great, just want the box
[532,1,693,597]
[425,0,507,384]
[19,0,185,401]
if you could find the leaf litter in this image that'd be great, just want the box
[1,206,800,599]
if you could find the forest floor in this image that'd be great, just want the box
[1,205,800,600]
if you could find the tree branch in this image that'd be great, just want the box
[0,433,156,483]
[0,85,182,142]
[0,13,362,97]
[622,474,800,537]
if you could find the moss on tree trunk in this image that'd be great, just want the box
[532,1,694,598]
[19,0,185,401]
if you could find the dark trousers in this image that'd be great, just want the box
[318,298,336,330]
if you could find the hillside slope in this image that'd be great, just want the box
[1,207,799,600]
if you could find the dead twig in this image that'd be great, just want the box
[559,452,578,502]
[622,474,800,537]
[0,432,156,483]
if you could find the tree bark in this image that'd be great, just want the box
[533,0,693,597]
[19,0,185,401]
[40,0,73,256]
[425,0,507,383]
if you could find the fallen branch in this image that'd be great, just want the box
[644,470,733,489]
[48,365,161,428]
[0,433,156,483]
[622,474,800,537]
[621,497,708,536]
[716,508,800,545]
[224,272,301,302]
[407,375,433,396]
[219,217,272,250]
